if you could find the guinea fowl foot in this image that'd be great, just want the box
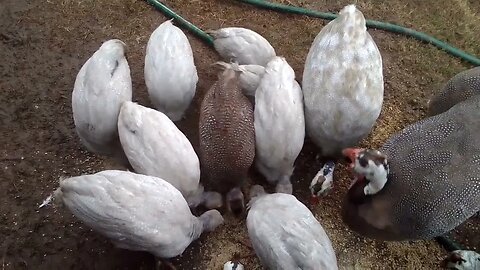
[233,239,256,260]
[156,258,176,270]
[226,187,245,216]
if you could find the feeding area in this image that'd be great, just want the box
[1,0,479,269]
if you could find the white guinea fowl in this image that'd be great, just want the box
[72,39,132,161]
[117,101,220,209]
[54,170,224,267]
[302,4,384,158]
[246,185,338,270]
[254,56,305,194]
[206,27,276,66]
[213,61,265,100]
[145,19,198,121]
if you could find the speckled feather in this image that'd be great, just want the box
[199,68,255,194]
[428,66,480,116]
[247,193,338,269]
[302,5,383,157]
[343,95,480,240]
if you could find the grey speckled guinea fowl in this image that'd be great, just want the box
[341,94,480,241]
[428,66,480,116]
[199,67,255,216]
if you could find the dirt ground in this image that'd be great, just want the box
[1,0,479,269]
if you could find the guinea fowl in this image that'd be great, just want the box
[254,56,305,194]
[302,4,384,158]
[341,94,480,241]
[144,19,198,121]
[428,66,480,116]
[117,101,221,209]
[54,170,224,269]
[206,27,276,66]
[198,65,255,216]
[213,61,265,102]
[246,185,338,270]
[71,39,132,165]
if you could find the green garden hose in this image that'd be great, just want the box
[146,0,214,46]
[144,0,474,253]
[235,0,480,66]
[146,0,480,66]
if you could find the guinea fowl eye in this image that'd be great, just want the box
[359,157,368,167]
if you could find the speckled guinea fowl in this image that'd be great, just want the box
[246,185,338,270]
[341,94,480,241]
[198,67,255,215]
[428,66,480,116]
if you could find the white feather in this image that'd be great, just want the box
[56,170,223,258]
[302,4,384,156]
[72,39,132,155]
[254,57,305,192]
[247,193,338,269]
[208,27,276,66]
[117,101,202,207]
[144,20,198,121]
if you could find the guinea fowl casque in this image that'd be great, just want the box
[198,65,255,216]
[341,93,480,241]
[427,66,480,116]
[117,101,221,209]
[144,19,198,121]
[302,4,384,158]
[71,39,132,165]
[246,185,338,270]
[54,170,224,269]
[253,56,305,194]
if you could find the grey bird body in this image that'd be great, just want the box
[428,66,480,116]
[199,68,255,209]
[342,95,480,241]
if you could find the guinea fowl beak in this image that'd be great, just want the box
[342,148,363,168]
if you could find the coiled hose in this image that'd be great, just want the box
[144,0,475,252]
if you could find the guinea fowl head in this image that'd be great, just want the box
[309,161,335,205]
[342,148,389,204]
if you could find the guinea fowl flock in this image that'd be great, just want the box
[45,4,479,270]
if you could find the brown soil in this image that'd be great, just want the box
[1,0,478,269]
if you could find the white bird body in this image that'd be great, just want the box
[207,27,276,66]
[117,101,202,207]
[145,19,198,121]
[72,39,132,157]
[254,57,305,193]
[55,170,223,258]
[302,4,384,157]
[247,189,338,270]
[213,61,265,98]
